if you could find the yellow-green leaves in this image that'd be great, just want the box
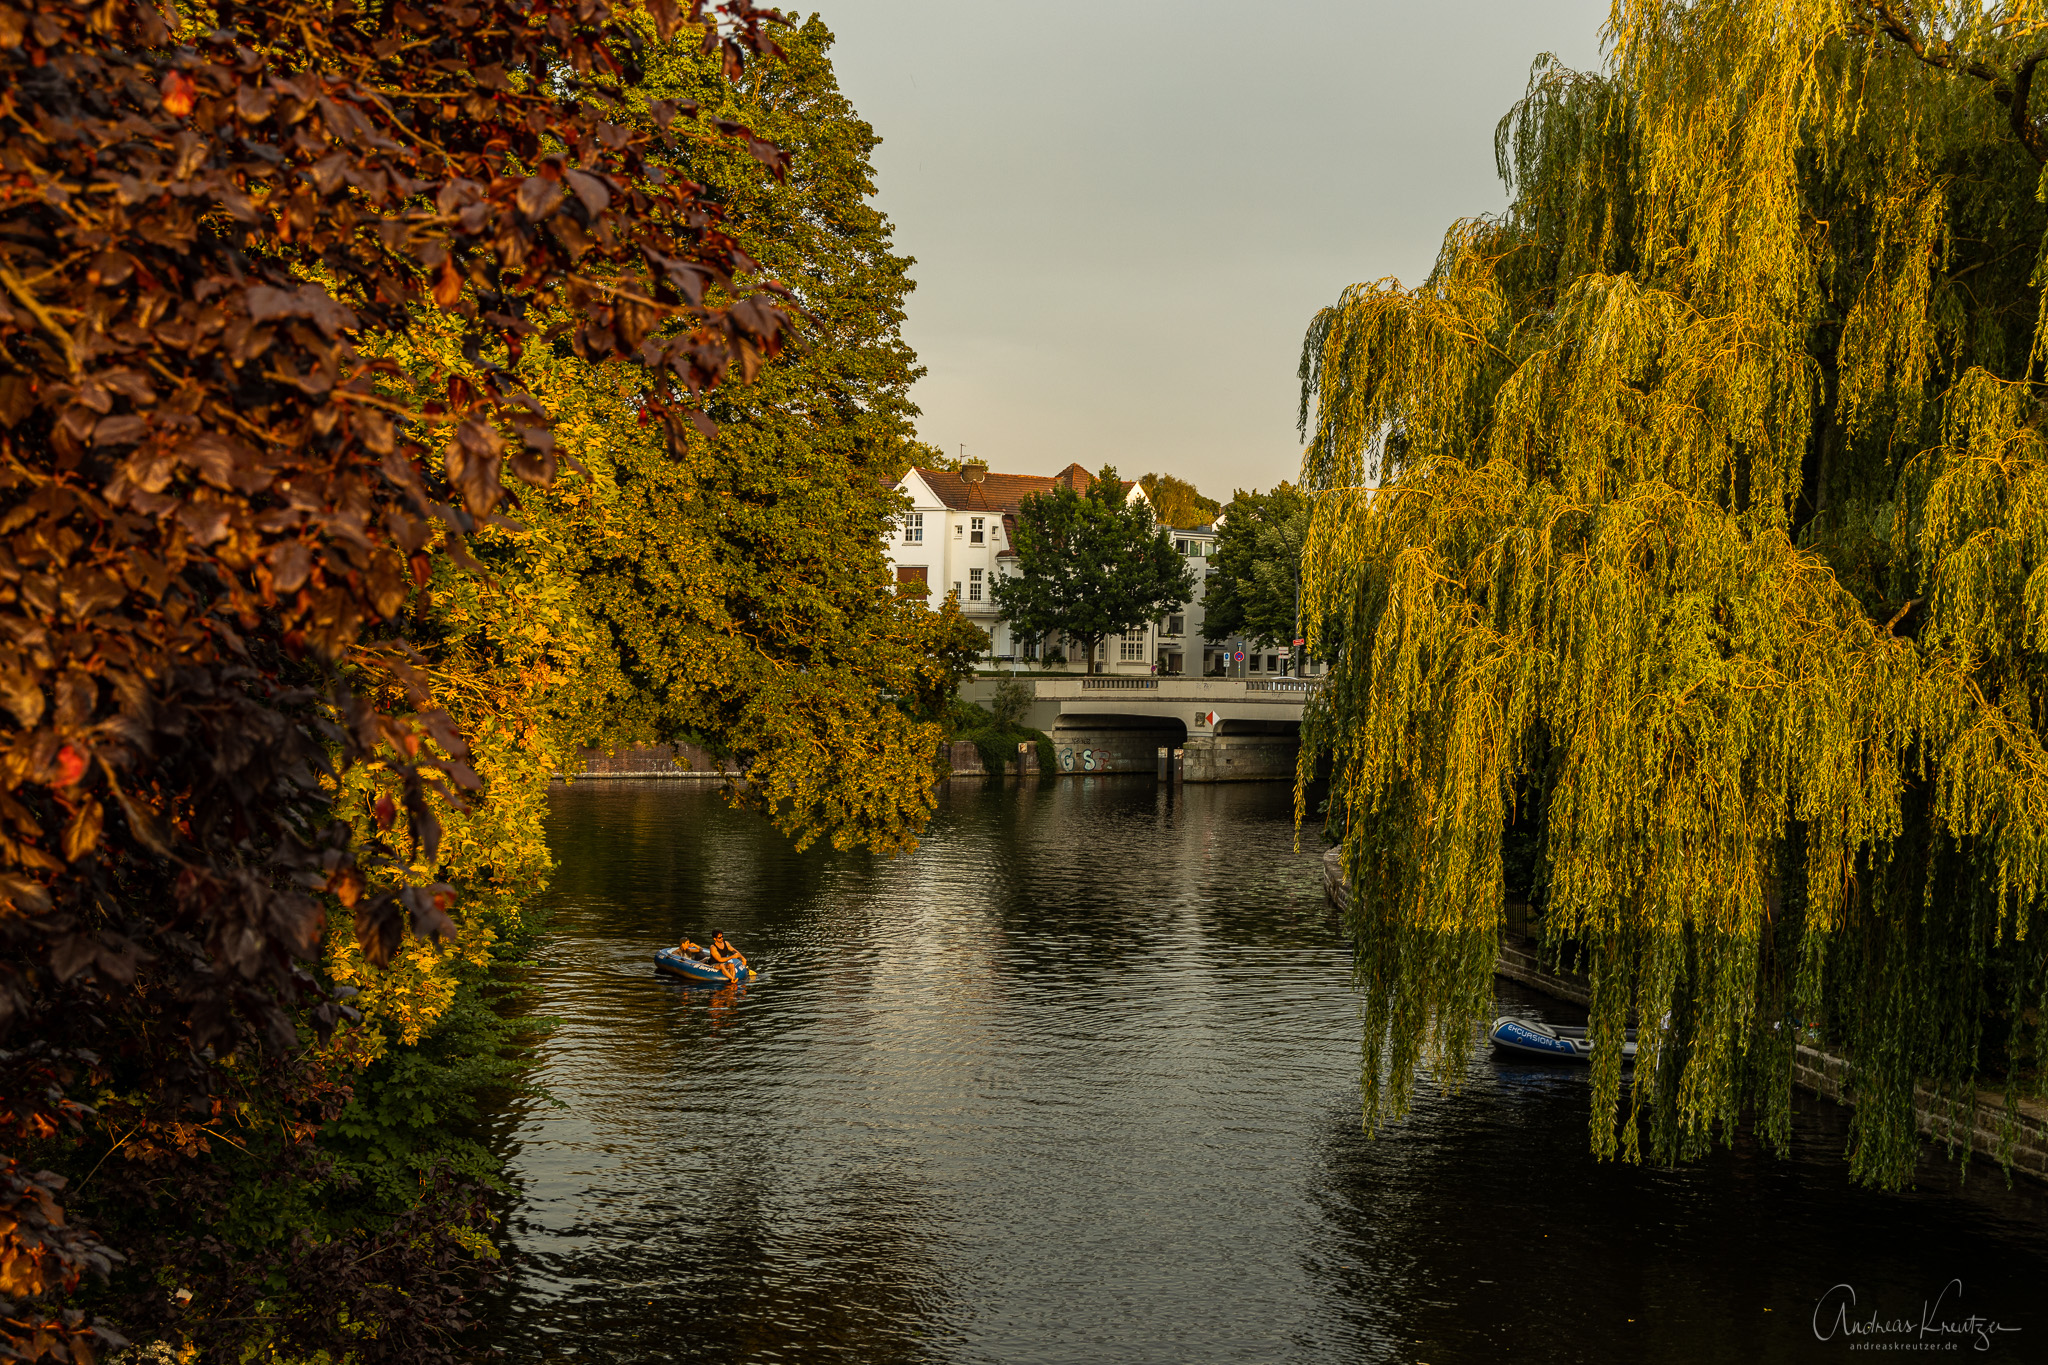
[1302,3,2048,1186]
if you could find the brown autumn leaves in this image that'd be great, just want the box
[0,0,798,1353]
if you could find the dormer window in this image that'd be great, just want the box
[971,517,985,545]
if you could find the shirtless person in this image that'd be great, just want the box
[706,931,747,982]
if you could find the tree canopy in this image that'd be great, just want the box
[518,15,982,855]
[1138,471,1221,528]
[0,0,806,1355]
[992,466,1194,674]
[1202,483,1310,652]
[1299,1,2048,1187]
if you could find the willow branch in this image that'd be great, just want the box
[1852,4,2048,164]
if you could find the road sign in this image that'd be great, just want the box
[1292,638,1305,646]
[1194,710,1217,728]
[1232,650,1245,662]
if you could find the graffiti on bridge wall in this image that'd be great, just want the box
[1056,746,1113,773]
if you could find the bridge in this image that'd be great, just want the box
[957,675,1321,780]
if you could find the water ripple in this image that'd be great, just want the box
[484,781,2048,1365]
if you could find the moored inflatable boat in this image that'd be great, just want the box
[1488,1016,1636,1063]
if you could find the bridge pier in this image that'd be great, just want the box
[1181,734,1299,782]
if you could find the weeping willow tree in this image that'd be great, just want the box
[1299,1,2048,1187]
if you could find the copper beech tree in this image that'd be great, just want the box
[0,0,796,1354]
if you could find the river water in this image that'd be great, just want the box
[486,779,2048,1364]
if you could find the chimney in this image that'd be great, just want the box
[961,458,988,484]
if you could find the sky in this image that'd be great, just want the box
[807,0,1612,500]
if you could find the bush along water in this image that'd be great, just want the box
[949,694,1057,777]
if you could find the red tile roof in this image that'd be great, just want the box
[908,463,1129,512]
[911,468,1056,513]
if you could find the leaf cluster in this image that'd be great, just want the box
[1136,472,1220,529]
[514,16,987,854]
[0,0,796,1351]
[1202,482,1311,651]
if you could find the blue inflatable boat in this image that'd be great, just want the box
[1488,1016,1636,1063]
[655,947,756,986]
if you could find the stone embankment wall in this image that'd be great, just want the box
[559,742,725,779]
[1320,847,2048,1182]
[943,732,1152,777]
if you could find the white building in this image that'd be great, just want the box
[886,459,1321,678]
[1156,522,1217,676]
[886,460,1165,674]
[1165,519,1323,680]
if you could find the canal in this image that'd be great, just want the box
[485,779,2048,1364]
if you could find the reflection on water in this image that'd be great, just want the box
[485,780,2048,1364]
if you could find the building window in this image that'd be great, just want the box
[1249,652,1262,673]
[895,566,929,597]
[903,512,923,544]
[969,568,983,602]
[970,517,985,545]
[951,581,961,600]
[1119,634,1144,662]
[1166,614,1185,637]
[1022,635,1040,660]
[1267,654,1280,673]
[1175,537,1190,555]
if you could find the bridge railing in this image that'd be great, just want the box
[964,676,1318,704]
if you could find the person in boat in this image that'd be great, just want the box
[706,930,747,982]
[676,937,709,962]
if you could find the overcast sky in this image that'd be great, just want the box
[808,0,1610,500]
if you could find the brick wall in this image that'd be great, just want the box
[564,742,724,777]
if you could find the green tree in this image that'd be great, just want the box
[1203,483,1311,651]
[1298,2,2048,1187]
[1138,472,1222,528]
[993,466,1196,675]
[522,16,979,854]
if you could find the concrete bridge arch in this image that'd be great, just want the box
[960,676,1316,780]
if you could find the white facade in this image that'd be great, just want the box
[1163,521,1322,679]
[884,463,1163,674]
[1153,525,1216,676]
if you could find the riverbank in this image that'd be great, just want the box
[1320,846,2048,1184]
